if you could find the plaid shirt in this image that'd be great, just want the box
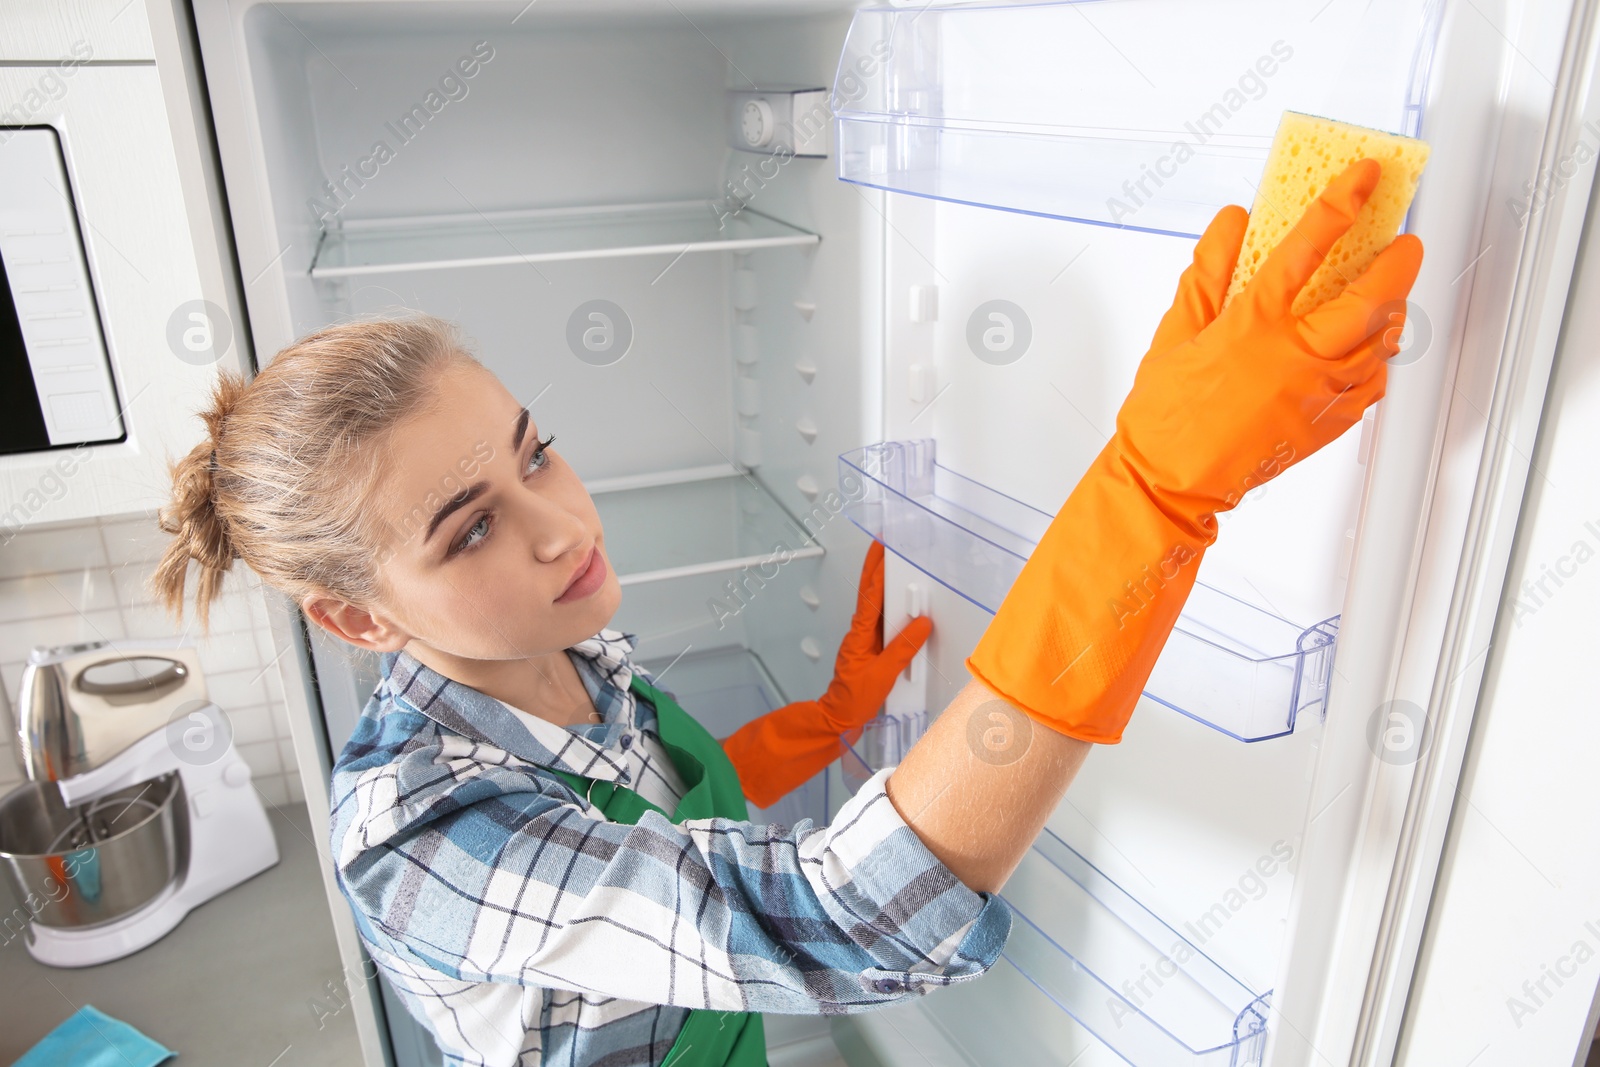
[328,629,1010,1067]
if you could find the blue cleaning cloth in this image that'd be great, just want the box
[11,1005,174,1067]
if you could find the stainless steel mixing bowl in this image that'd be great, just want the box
[0,773,184,929]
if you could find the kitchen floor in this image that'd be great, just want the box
[0,802,362,1066]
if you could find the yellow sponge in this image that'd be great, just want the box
[1224,111,1430,315]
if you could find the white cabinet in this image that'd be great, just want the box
[0,10,247,526]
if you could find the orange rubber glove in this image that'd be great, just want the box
[723,540,932,808]
[966,159,1424,742]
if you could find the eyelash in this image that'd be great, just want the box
[449,433,556,558]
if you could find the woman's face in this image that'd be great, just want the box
[363,359,621,661]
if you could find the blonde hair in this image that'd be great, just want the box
[154,313,472,627]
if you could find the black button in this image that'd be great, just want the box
[872,979,901,994]
[619,734,633,750]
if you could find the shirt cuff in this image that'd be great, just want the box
[800,766,1011,999]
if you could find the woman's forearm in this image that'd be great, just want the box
[885,678,1091,894]
[882,165,1425,900]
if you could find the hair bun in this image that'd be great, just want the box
[199,370,247,446]
[153,313,471,630]
[153,372,246,624]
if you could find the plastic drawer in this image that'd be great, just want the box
[830,738,1271,1066]
[839,440,1337,741]
[998,828,1270,1065]
[832,0,1442,237]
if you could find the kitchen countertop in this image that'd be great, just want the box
[0,802,364,1066]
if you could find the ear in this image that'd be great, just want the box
[301,593,412,653]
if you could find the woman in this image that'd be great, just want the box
[154,159,1420,1067]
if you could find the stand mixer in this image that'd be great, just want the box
[0,638,279,967]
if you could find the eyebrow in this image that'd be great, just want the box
[512,408,529,452]
[425,481,489,543]
[422,409,531,546]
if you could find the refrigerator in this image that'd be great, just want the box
[179,0,1600,1064]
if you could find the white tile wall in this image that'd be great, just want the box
[0,511,303,808]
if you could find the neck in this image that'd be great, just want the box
[404,642,597,728]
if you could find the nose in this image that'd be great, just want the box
[509,488,589,564]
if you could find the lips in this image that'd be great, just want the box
[556,544,607,604]
[558,546,595,599]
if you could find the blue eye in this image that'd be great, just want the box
[455,515,489,554]
[446,434,555,559]
[526,433,555,475]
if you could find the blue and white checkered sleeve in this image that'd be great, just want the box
[334,758,1008,1014]
[725,765,1013,1006]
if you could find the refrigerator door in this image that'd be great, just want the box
[1394,87,1600,1064]
[831,1,1597,1065]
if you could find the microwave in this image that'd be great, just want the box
[0,126,124,455]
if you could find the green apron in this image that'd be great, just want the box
[545,674,768,1067]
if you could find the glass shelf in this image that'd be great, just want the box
[591,468,824,586]
[833,0,1442,237]
[839,441,1337,742]
[309,200,819,278]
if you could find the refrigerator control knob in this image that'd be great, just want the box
[741,99,775,148]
